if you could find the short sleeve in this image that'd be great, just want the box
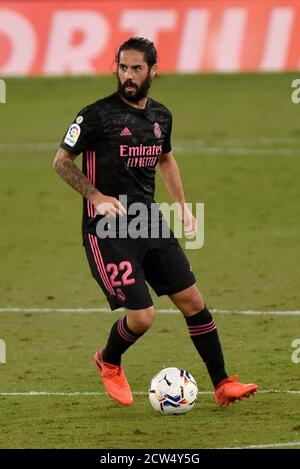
[162,112,172,154]
[60,105,102,156]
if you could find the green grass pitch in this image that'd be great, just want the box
[0,73,300,448]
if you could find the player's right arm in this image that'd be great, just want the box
[53,104,126,218]
[53,148,126,217]
[53,148,96,204]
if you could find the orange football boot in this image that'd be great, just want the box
[93,350,133,406]
[215,375,257,406]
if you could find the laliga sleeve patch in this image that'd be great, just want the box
[64,123,81,147]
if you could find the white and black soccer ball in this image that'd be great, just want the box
[148,367,198,415]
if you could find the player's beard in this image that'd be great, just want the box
[117,73,152,103]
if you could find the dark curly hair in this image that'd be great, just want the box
[116,37,158,68]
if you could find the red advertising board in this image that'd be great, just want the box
[1,1,300,75]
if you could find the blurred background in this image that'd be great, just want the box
[1,0,300,309]
[1,0,300,75]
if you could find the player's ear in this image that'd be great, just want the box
[149,64,157,78]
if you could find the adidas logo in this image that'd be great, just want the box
[120,127,132,136]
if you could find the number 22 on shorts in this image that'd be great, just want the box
[106,261,135,287]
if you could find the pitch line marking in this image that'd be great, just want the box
[224,441,300,449]
[0,140,300,156]
[1,307,300,316]
[0,390,299,396]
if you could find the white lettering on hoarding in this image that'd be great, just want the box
[0,4,298,75]
[261,8,294,71]
[0,9,36,75]
[120,9,176,42]
[177,10,209,72]
[44,11,109,74]
[215,9,247,72]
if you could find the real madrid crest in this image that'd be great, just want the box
[154,122,162,139]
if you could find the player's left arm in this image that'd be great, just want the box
[158,151,197,237]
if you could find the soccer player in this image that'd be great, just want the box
[53,37,257,407]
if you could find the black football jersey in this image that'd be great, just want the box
[60,92,172,235]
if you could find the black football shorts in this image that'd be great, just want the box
[84,228,196,311]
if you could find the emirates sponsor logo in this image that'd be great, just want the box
[154,122,161,138]
[120,144,162,157]
[126,156,157,168]
[120,127,132,136]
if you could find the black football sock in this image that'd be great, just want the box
[185,306,228,388]
[102,315,144,365]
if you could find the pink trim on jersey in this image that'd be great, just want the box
[91,151,96,217]
[88,234,115,296]
[86,151,96,218]
[92,151,96,217]
[188,320,216,336]
[117,317,137,342]
[86,151,90,216]
[86,151,91,217]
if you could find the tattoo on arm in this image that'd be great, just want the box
[55,157,98,201]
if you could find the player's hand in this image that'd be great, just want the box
[93,195,127,218]
[177,203,197,238]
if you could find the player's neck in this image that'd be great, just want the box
[119,95,148,110]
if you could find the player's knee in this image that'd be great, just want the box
[179,293,205,315]
[136,308,155,332]
[127,306,155,334]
